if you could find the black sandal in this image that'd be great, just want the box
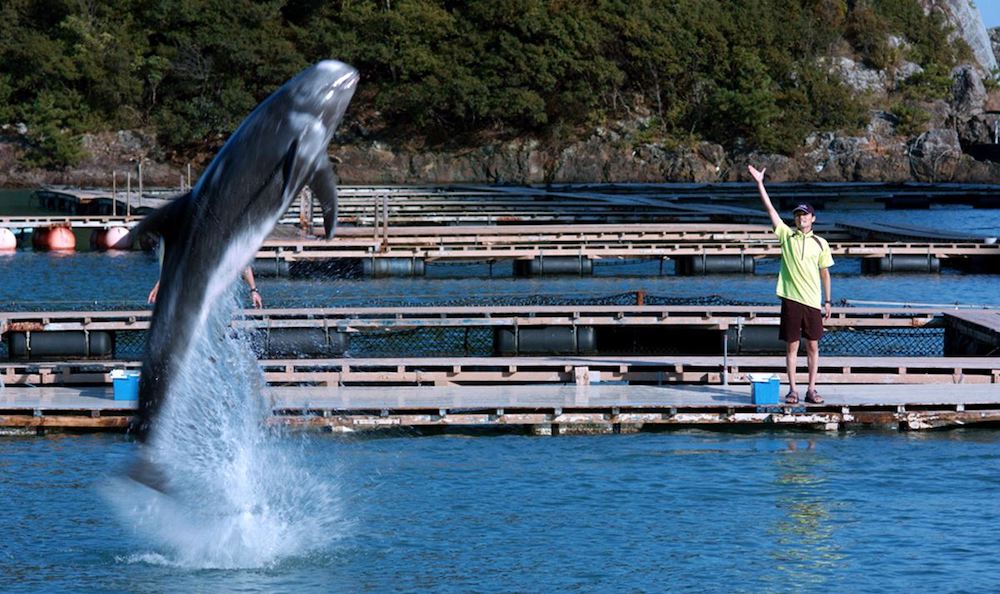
[785,389,799,404]
[805,389,824,404]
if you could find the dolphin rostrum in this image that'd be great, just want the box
[126,60,359,443]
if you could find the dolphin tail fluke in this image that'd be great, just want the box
[310,159,339,239]
[124,454,172,495]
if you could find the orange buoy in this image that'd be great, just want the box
[91,226,131,251]
[33,225,76,251]
[0,228,15,251]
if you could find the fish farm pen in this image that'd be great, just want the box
[1,184,998,434]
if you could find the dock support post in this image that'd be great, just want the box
[532,424,556,436]
[722,328,729,387]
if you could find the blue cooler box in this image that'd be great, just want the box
[748,373,780,405]
[111,370,140,400]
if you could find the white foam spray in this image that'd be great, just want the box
[105,290,348,569]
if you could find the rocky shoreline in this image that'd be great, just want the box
[5,109,1000,189]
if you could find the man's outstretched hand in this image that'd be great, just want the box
[748,165,766,184]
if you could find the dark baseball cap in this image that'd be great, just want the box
[792,203,815,215]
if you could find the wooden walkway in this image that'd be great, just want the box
[25,183,1000,228]
[0,304,960,339]
[4,304,994,360]
[7,198,997,274]
[3,218,994,272]
[29,186,752,224]
[2,382,999,433]
[256,223,998,260]
[3,356,998,388]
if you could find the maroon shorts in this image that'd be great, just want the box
[779,298,824,342]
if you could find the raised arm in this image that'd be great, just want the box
[748,165,783,230]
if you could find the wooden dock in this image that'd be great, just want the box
[11,186,1000,274]
[0,303,954,334]
[28,185,757,224]
[2,382,999,433]
[255,223,998,262]
[5,304,998,362]
[4,217,996,274]
[0,304,975,359]
[3,355,998,388]
[28,182,1000,226]
[2,306,997,433]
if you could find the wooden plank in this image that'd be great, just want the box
[2,356,997,388]
[5,383,1000,431]
[1,305,959,336]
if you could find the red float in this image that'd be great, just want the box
[90,226,131,251]
[32,225,76,251]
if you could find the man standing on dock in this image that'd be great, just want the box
[748,165,833,405]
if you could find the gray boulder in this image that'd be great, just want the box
[908,128,962,180]
[951,65,987,118]
[824,57,888,94]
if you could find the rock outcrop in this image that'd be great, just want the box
[920,0,998,72]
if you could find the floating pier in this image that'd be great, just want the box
[1,304,997,433]
[252,223,1000,277]
[4,218,996,274]
[7,183,998,434]
[3,355,998,388]
[11,184,1000,275]
[0,304,983,360]
[2,382,1000,434]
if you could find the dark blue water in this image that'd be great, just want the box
[3,243,999,310]
[3,430,1000,592]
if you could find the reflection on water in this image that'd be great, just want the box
[771,440,846,587]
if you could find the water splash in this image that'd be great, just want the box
[105,291,348,569]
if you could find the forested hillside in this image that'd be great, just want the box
[0,0,973,170]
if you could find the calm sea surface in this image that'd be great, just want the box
[1,187,1000,592]
[3,430,1000,592]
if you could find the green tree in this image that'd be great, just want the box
[0,0,972,163]
[20,90,86,168]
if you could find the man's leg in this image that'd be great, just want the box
[786,339,800,394]
[806,339,819,392]
[803,304,824,403]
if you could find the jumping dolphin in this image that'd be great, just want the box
[126,60,359,443]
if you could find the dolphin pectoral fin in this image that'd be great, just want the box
[122,191,192,248]
[310,161,339,239]
[280,125,330,213]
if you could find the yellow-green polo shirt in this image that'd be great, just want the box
[774,222,834,309]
